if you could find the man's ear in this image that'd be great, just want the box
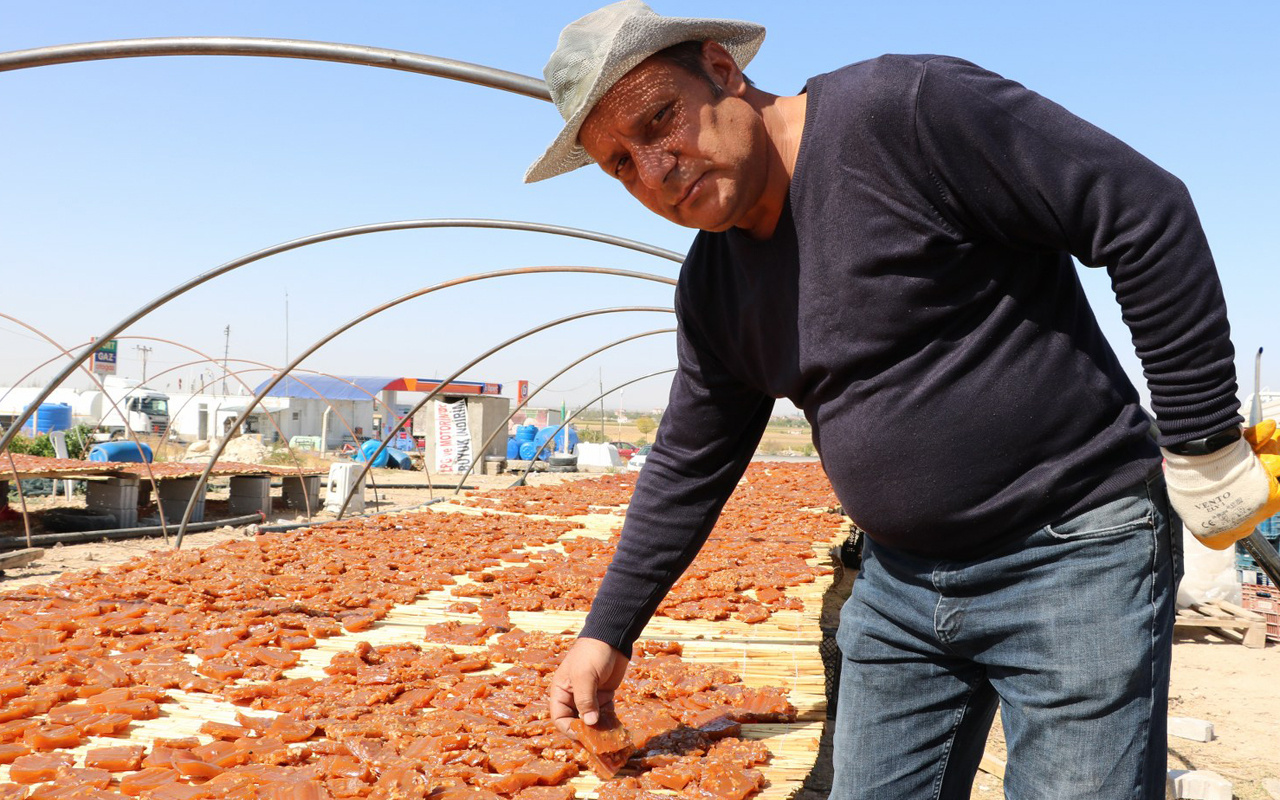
[701,41,748,97]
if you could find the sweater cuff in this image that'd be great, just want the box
[579,594,650,659]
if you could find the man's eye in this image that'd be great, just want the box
[652,105,670,125]
[614,156,630,177]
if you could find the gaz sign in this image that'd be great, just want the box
[92,339,118,375]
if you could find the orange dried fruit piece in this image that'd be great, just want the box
[118,769,180,796]
[144,785,210,800]
[568,708,634,779]
[170,751,224,780]
[0,743,32,765]
[54,767,112,789]
[22,725,82,752]
[76,713,132,736]
[9,754,75,784]
[85,746,146,772]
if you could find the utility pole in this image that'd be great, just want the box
[223,325,231,396]
[135,345,153,384]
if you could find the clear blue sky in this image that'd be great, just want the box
[2,1,1276,415]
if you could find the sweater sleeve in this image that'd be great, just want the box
[578,300,774,656]
[910,56,1240,445]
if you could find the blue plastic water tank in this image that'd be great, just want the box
[516,424,538,442]
[354,439,391,468]
[518,441,539,461]
[506,436,520,459]
[88,441,154,463]
[22,402,73,435]
[532,428,556,460]
[384,448,412,470]
[533,426,579,459]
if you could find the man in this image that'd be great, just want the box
[525,2,1280,798]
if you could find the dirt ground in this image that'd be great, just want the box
[3,467,1278,799]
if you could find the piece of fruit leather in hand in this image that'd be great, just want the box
[568,707,635,779]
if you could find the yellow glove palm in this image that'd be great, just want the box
[1195,420,1280,550]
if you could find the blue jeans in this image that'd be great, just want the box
[831,475,1180,800]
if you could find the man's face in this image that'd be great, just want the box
[577,51,767,232]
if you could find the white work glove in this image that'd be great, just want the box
[1163,421,1280,550]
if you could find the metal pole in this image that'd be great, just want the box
[0,37,550,102]
[334,308,675,520]
[173,270,677,547]
[450,328,676,493]
[0,218,682,460]
[510,370,677,487]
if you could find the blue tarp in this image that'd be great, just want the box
[252,376,398,401]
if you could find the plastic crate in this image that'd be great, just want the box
[1240,583,1280,643]
[1238,568,1277,589]
[1234,520,1280,570]
[1259,515,1279,539]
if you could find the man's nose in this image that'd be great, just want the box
[632,145,673,190]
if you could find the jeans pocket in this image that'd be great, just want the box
[1046,486,1154,541]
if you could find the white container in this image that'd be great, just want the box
[324,463,364,514]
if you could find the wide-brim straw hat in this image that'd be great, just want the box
[524,0,765,183]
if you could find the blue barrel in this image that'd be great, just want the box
[533,426,579,459]
[22,402,73,435]
[532,428,556,460]
[506,436,520,459]
[516,424,538,442]
[518,441,539,461]
[354,439,391,468]
[89,441,153,463]
[384,448,413,470]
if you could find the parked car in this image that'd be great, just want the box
[627,444,652,471]
[610,440,638,460]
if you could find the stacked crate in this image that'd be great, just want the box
[1237,515,1280,642]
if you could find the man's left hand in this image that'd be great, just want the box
[1164,420,1280,550]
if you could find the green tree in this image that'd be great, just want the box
[635,416,656,436]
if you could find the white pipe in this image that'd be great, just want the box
[320,405,332,456]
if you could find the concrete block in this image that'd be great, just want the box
[157,477,207,524]
[282,475,322,513]
[1262,777,1280,800]
[1167,716,1215,742]
[86,476,140,528]
[1166,769,1232,800]
[228,475,272,516]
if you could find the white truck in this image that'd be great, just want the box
[0,377,170,438]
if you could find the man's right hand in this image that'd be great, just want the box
[549,637,630,739]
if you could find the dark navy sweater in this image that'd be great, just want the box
[581,55,1240,654]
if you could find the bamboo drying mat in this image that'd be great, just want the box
[2,500,844,800]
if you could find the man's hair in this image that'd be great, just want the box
[650,40,753,97]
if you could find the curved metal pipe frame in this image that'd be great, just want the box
[156,360,403,461]
[0,218,682,460]
[151,360,405,517]
[450,328,677,493]
[334,308,675,520]
[173,269,678,547]
[0,315,176,543]
[133,353,397,520]
[510,369,678,487]
[112,338,336,516]
[0,340,386,528]
[0,37,550,101]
